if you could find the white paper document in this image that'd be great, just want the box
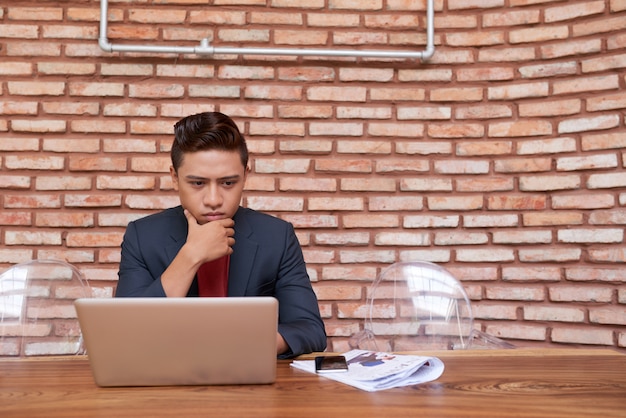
[290,349,444,392]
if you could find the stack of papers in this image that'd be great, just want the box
[291,349,444,392]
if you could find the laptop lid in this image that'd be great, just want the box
[74,297,278,387]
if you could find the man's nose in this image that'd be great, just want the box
[203,185,222,207]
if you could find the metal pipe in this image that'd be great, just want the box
[99,0,435,61]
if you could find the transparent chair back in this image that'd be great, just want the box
[350,261,513,351]
[0,260,92,356]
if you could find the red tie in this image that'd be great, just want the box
[197,255,230,297]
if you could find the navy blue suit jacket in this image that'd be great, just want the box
[115,205,327,357]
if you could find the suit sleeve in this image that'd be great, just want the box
[274,223,327,358]
[115,221,168,297]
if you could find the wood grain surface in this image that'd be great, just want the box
[1,349,624,418]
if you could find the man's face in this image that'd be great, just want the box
[171,149,248,225]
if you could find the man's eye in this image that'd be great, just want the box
[191,181,204,187]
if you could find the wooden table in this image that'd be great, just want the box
[1,348,624,418]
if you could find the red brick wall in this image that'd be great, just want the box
[1,0,625,353]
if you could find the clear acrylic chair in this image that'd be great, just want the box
[0,259,92,356]
[349,261,514,352]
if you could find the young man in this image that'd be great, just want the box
[115,111,327,358]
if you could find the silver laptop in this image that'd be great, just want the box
[74,297,278,387]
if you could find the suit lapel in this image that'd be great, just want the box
[165,207,188,266]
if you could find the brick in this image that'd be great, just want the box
[338,106,392,120]
[35,176,92,191]
[123,195,180,210]
[35,213,94,228]
[456,249,515,263]
[478,46,536,62]
[65,232,123,248]
[0,249,34,264]
[587,172,626,189]
[308,197,362,211]
[246,196,303,212]
[369,196,424,211]
[463,214,518,228]
[0,62,33,75]
[483,9,540,27]
[340,178,395,192]
[369,123,424,138]
[487,195,546,210]
[307,86,367,102]
[558,228,623,244]
[279,105,333,119]
[516,137,578,154]
[280,178,336,192]
[336,140,392,154]
[63,194,123,208]
[315,159,372,173]
[6,42,62,57]
[472,304,518,320]
[338,250,396,264]
[3,194,61,209]
[486,323,546,341]
[71,120,126,134]
[7,81,65,96]
[489,120,552,137]
[456,177,514,192]
[5,156,65,171]
[5,230,62,246]
[434,159,490,174]
[0,214,32,231]
[524,305,585,322]
[434,231,487,246]
[486,286,545,301]
[376,159,429,173]
[314,232,369,246]
[589,209,626,225]
[8,7,63,20]
[397,173,453,195]
[428,195,483,211]
[581,132,626,151]
[342,214,399,228]
[519,174,580,191]
[255,159,310,174]
[430,87,483,102]
[502,266,562,282]
[0,175,31,190]
[455,105,512,119]
[573,15,626,37]
[42,102,100,116]
[542,38,603,59]
[428,123,484,138]
[404,215,459,228]
[587,248,626,263]
[519,61,578,79]
[551,327,614,345]
[375,232,430,246]
[492,230,552,244]
[510,26,569,44]
[494,157,552,173]
[96,175,156,191]
[550,286,613,303]
[399,250,451,263]
[552,194,615,210]
[11,119,67,133]
[518,248,582,263]
[446,31,505,47]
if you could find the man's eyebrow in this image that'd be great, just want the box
[184,174,241,181]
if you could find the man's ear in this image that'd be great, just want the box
[170,166,179,190]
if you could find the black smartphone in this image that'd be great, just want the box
[315,355,349,373]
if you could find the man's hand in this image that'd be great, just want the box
[160,210,235,297]
[183,209,235,264]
